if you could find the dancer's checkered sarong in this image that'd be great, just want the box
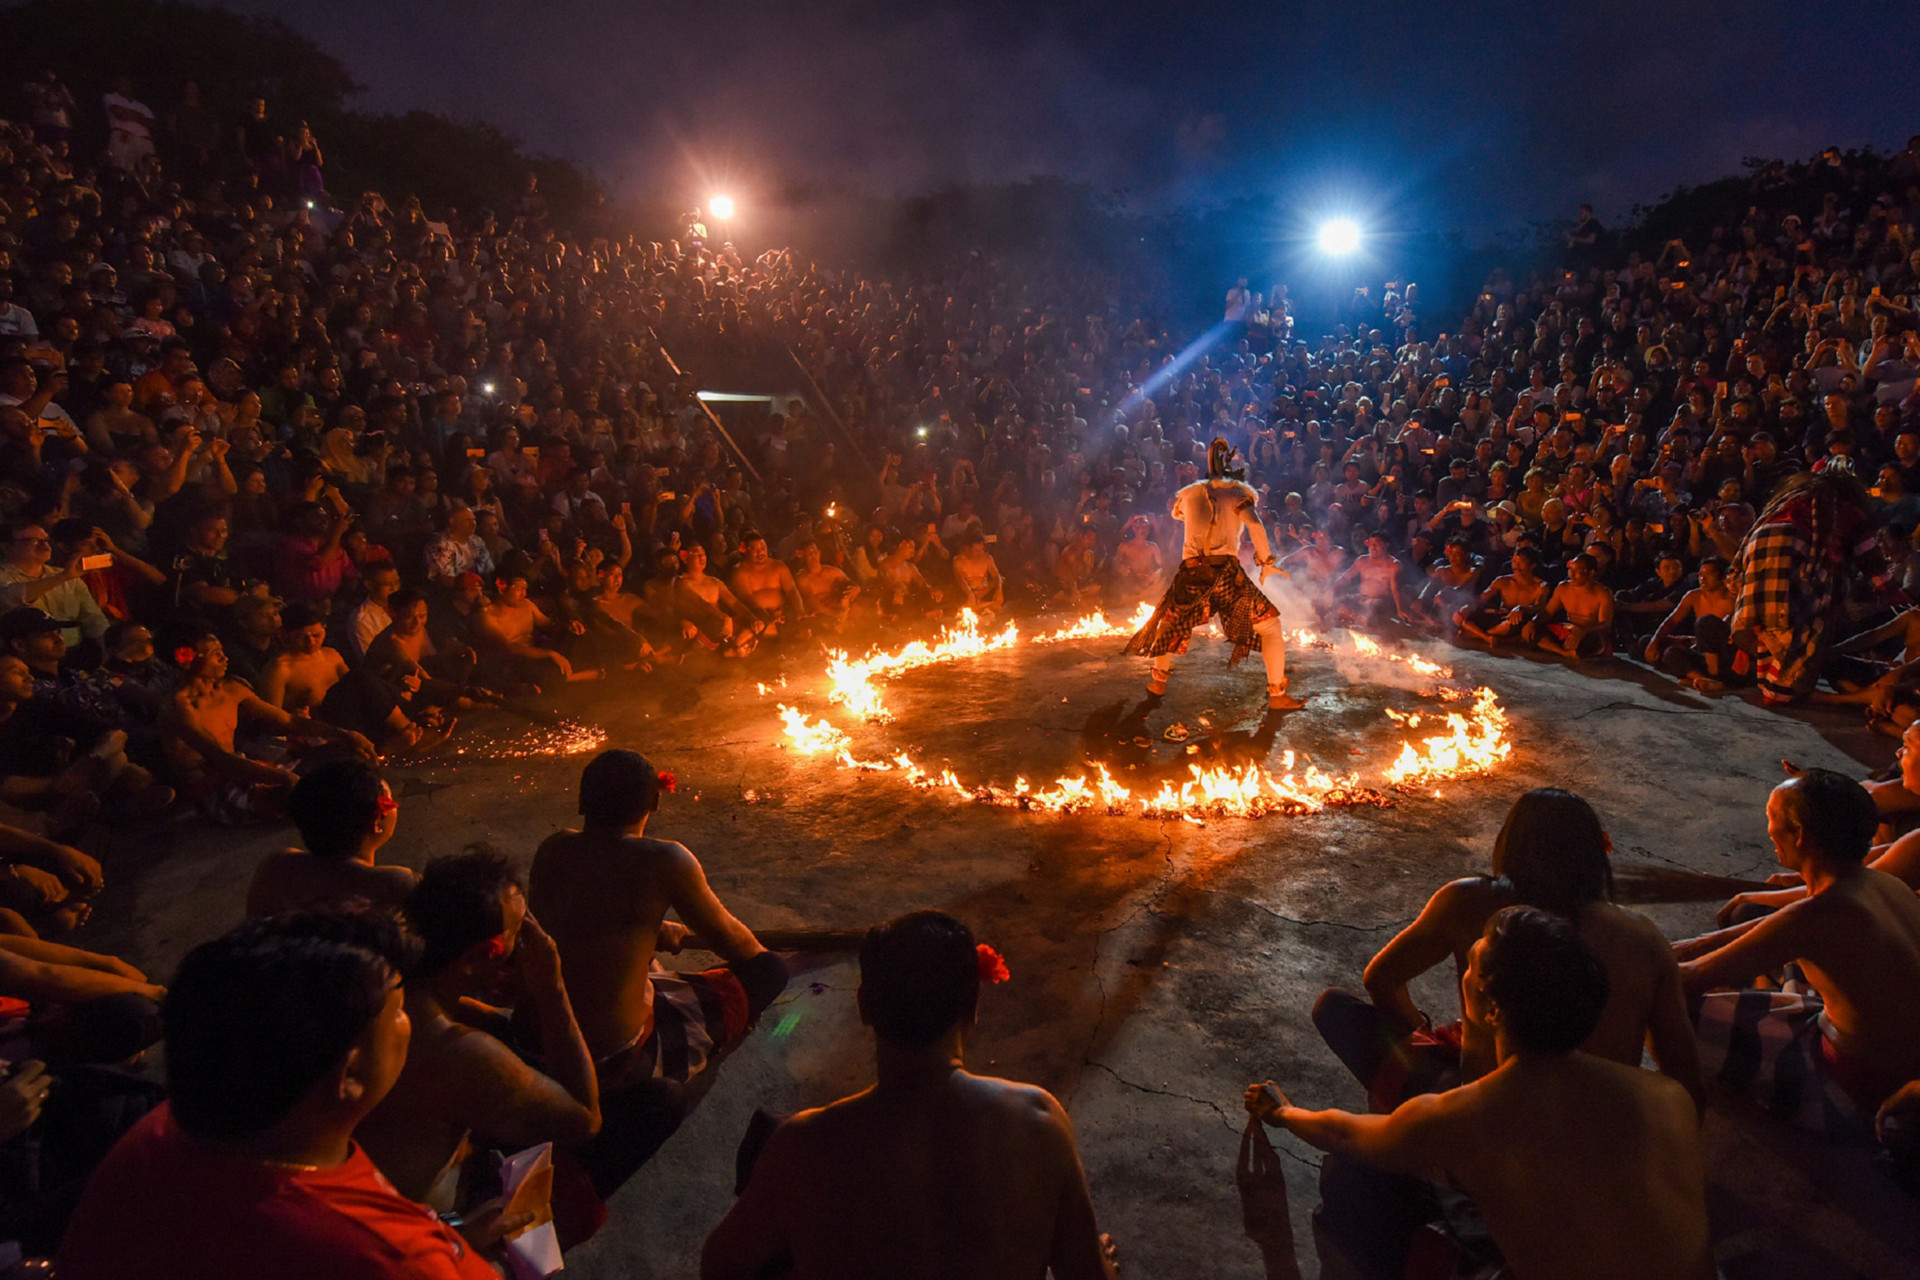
[1694,977,1873,1138]
[1124,555,1278,666]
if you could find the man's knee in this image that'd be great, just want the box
[733,951,790,1020]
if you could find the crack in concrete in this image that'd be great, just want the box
[1071,836,1177,1107]
[1189,889,1411,935]
[1567,700,1715,721]
[1082,1061,1322,1168]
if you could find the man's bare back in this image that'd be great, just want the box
[1395,877,1700,1094]
[529,827,762,1059]
[1426,1053,1711,1280]
[1763,867,1920,1088]
[717,1071,1104,1280]
[246,850,415,917]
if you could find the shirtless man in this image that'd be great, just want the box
[1677,769,1920,1133]
[358,849,599,1210]
[1107,518,1162,605]
[1124,440,1299,710]
[257,603,347,713]
[1454,547,1550,645]
[875,534,943,622]
[793,539,859,634]
[528,750,787,1097]
[1820,600,1920,726]
[587,563,663,665]
[159,631,373,821]
[1333,533,1408,628]
[677,544,763,655]
[948,531,1004,620]
[1530,553,1615,661]
[478,572,588,689]
[263,602,432,752]
[727,531,802,636]
[1417,539,1482,634]
[1280,530,1345,623]
[1722,722,1920,925]
[1251,908,1712,1280]
[1647,556,1736,689]
[245,760,413,916]
[1051,526,1103,608]
[1315,787,1702,1107]
[703,911,1115,1280]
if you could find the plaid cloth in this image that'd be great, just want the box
[1731,497,1885,700]
[1694,977,1871,1138]
[1123,555,1279,666]
[597,964,752,1093]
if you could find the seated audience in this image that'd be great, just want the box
[1315,788,1702,1109]
[1678,769,1920,1136]
[1251,907,1712,1280]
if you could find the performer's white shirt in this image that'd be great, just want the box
[1172,478,1270,560]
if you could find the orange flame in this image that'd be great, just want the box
[774,609,1513,822]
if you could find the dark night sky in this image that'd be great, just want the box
[221,0,1913,232]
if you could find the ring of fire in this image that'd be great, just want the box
[767,606,1515,824]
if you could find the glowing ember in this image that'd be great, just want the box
[462,719,609,759]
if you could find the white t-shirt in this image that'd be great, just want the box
[0,304,36,338]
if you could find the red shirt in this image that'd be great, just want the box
[58,1104,498,1280]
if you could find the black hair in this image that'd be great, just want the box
[1479,906,1609,1055]
[578,748,662,826]
[1778,769,1878,866]
[858,910,979,1048]
[164,908,418,1139]
[1491,788,1614,916]
[288,760,387,859]
[388,588,425,614]
[404,845,520,979]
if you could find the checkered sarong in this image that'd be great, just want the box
[1123,555,1278,666]
[1694,978,1868,1138]
[1731,522,1822,698]
[597,964,751,1093]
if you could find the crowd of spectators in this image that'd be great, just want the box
[0,60,1914,1279]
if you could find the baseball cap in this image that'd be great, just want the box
[0,607,63,643]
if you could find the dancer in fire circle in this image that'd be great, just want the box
[1124,438,1302,711]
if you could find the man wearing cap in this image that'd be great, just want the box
[1124,438,1303,711]
[0,522,108,653]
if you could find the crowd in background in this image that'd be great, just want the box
[0,61,1913,1280]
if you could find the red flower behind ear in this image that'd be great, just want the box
[976,943,1009,985]
[173,646,197,667]
[657,771,677,794]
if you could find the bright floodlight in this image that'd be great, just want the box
[709,194,736,220]
[1318,218,1362,256]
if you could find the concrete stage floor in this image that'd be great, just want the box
[76,626,1920,1279]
